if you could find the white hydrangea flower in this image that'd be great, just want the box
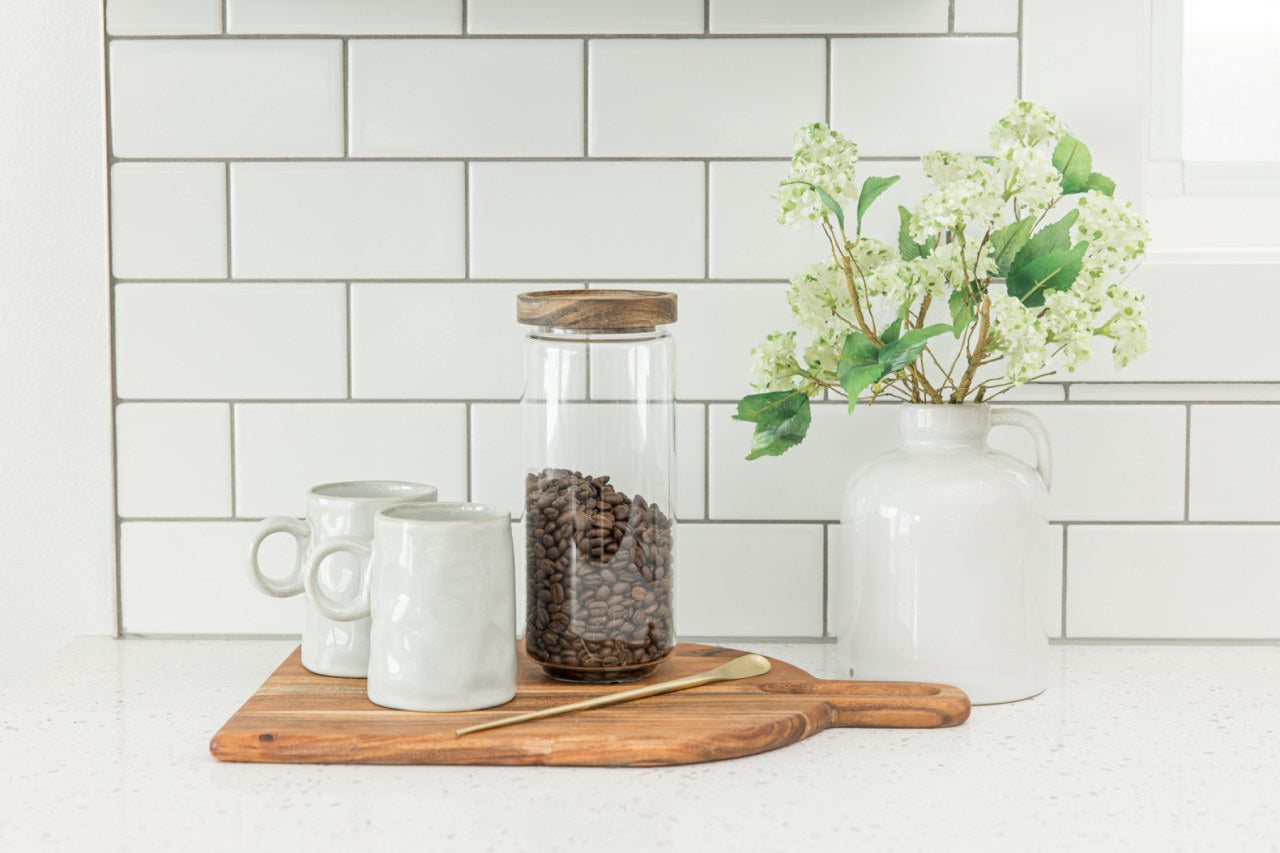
[990,100,1070,149]
[775,123,860,230]
[1041,290,1095,372]
[988,291,1049,384]
[1100,284,1150,368]
[994,145,1063,215]
[785,261,854,340]
[911,152,1006,242]
[803,336,843,385]
[1073,191,1150,282]
[749,331,804,392]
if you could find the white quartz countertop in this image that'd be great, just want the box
[2,639,1278,852]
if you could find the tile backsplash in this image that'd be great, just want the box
[106,0,1279,641]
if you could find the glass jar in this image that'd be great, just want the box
[518,290,677,683]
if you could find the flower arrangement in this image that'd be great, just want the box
[735,100,1150,459]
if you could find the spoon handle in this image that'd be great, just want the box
[455,671,723,736]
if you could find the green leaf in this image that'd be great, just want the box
[1006,242,1088,308]
[897,205,931,261]
[1084,172,1116,196]
[878,324,952,373]
[836,331,879,380]
[1052,136,1093,193]
[856,176,899,236]
[880,318,903,346]
[948,290,974,338]
[733,390,807,425]
[839,364,884,412]
[780,180,846,232]
[734,392,812,460]
[989,217,1035,278]
[1009,209,1079,277]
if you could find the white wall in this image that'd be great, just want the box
[0,2,115,681]
[11,0,1279,653]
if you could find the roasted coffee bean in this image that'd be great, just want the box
[524,467,674,681]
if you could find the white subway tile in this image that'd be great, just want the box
[234,403,468,518]
[1065,262,1280,383]
[710,402,902,520]
[106,0,222,35]
[709,162,832,279]
[227,0,461,34]
[470,404,523,518]
[110,163,226,279]
[621,283,794,400]
[677,524,825,637]
[675,405,706,520]
[109,40,342,157]
[712,402,1185,522]
[1067,526,1280,639]
[120,521,304,634]
[469,162,704,279]
[349,40,582,157]
[467,0,703,34]
[350,283,527,400]
[231,163,464,279]
[589,39,825,156]
[114,282,347,400]
[1190,406,1280,521]
[830,38,1018,155]
[953,0,1020,32]
[827,522,1065,639]
[998,382,1067,402]
[988,405,1186,521]
[115,404,231,518]
[1071,384,1280,402]
[710,159,931,279]
[471,403,705,522]
[711,0,949,33]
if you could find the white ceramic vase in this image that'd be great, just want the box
[835,404,1052,704]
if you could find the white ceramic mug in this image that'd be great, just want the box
[304,502,518,712]
[246,480,438,678]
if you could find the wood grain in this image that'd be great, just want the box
[209,642,969,766]
[516,289,677,331]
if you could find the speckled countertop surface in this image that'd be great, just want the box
[2,639,1278,852]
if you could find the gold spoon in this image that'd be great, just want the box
[455,653,772,737]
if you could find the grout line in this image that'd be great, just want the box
[1061,523,1069,637]
[702,402,710,520]
[1016,0,1024,98]
[1184,404,1192,520]
[703,160,710,278]
[223,162,232,278]
[465,403,473,501]
[228,404,238,517]
[948,0,956,33]
[341,39,350,157]
[109,155,926,164]
[704,0,710,33]
[105,32,1022,42]
[821,523,829,636]
[461,0,468,35]
[102,9,123,639]
[463,162,471,278]
[108,395,1280,407]
[581,39,589,156]
[221,0,227,34]
[824,37,832,126]
[345,282,353,398]
[109,516,1280,528]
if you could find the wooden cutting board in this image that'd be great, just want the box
[209,642,969,766]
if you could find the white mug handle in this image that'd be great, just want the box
[991,407,1053,491]
[304,536,373,623]
[246,516,311,598]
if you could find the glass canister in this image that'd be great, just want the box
[518,289,677,683]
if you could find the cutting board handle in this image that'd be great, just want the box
[759,680,971,728]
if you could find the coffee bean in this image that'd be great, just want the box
[524,467,674,681]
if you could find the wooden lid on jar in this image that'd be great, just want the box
[516,289,678,331]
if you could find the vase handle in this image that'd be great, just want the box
[991,407,1052,492]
